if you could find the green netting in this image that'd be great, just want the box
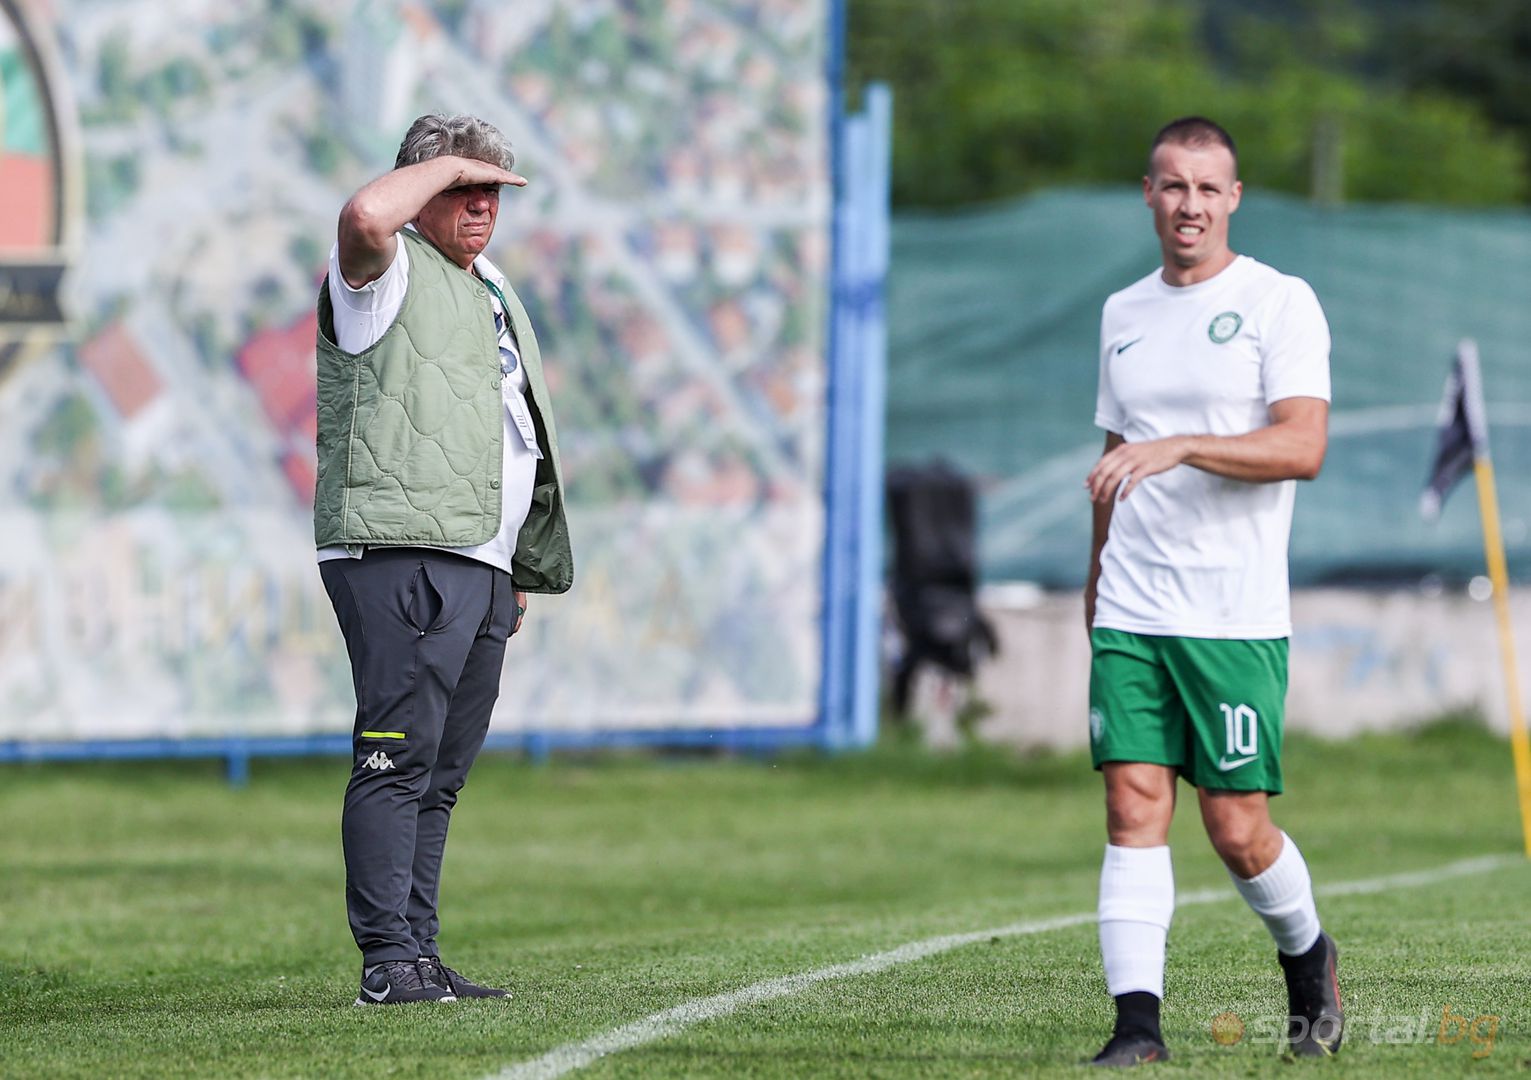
[887,189,1531,586]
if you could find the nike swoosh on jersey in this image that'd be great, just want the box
[1115,336,1144,355]
[1215,755,1258,772]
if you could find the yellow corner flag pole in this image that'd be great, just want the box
[1472,456,1531,857]
[1427,340,1531,856]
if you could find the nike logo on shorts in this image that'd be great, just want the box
[1215,754,1258,772]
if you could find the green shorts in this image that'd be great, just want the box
[1088,628,1288,793]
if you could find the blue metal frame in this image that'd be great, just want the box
[843,85,891,748]
[818,18,892,751]
[0,726,834,784]
[0,0,891,778]
[817,0,853,750]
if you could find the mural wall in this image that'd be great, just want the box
[0,0,832,742]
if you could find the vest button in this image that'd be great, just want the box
[490,480,501,489]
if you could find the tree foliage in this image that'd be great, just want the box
[1375,0,1531,165]
[847,0,1529,207]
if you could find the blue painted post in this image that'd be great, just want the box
[818,0,852,749]
[821,82,892,750]
[226,741,250,787]
[828,116,863,747]
[849,84,892,748]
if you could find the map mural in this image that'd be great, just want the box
[0,0,832,742]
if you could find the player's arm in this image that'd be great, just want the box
[1086,397,1327,504]
[1085,431,1124,631]
[336,155,527,288]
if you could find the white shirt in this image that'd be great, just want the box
[317,231,541,573]
[1093,255,1331,639]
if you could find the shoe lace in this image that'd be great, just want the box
[417,956,456,991]
[380,960,427,991]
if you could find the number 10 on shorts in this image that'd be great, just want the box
[1220,702,1258,756]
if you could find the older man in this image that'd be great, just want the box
[1083,117,1339,1064]
[315,114,573,1006]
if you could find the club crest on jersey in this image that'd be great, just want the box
[1208,311,1243,344]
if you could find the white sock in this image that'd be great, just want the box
[1230,831,1321,956]
[1098,844,1174,998]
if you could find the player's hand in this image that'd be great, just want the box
[513,590,528,635]
[450,156,528,188]
[1085,436,1191,504]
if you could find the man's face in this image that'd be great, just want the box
[415,181,501,269]
[1143,141,1241,274]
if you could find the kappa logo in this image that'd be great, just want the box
[363,750,395,771]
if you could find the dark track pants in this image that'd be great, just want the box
[320,548,517,966]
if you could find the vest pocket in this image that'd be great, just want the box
[512,480,571,592]
[516,482,557,555]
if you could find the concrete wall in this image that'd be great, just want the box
[971,586,1529,750]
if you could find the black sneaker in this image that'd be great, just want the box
[418,956,510,999]
[354,959,457,1005]
[1279,931,1343,1057]
[1090,1031,1170,1067]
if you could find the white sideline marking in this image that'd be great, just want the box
[491,854,1517,1080]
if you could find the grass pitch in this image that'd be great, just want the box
[1,720,1526,1078]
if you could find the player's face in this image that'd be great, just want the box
[1144,142,1241,281]
[415,182,501,269]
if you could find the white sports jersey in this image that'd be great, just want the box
[1093,255,1331,639]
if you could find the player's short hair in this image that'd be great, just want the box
[394,113,516,172]
[1148,116,1237,177]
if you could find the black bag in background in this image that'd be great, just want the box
[885,461,998,715]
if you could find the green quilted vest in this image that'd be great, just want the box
[313,228,573,594]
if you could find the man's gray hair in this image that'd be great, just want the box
[394,113,515,172]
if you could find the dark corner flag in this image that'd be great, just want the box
[1421,339,1531,857]
[1420,340,1488,521]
